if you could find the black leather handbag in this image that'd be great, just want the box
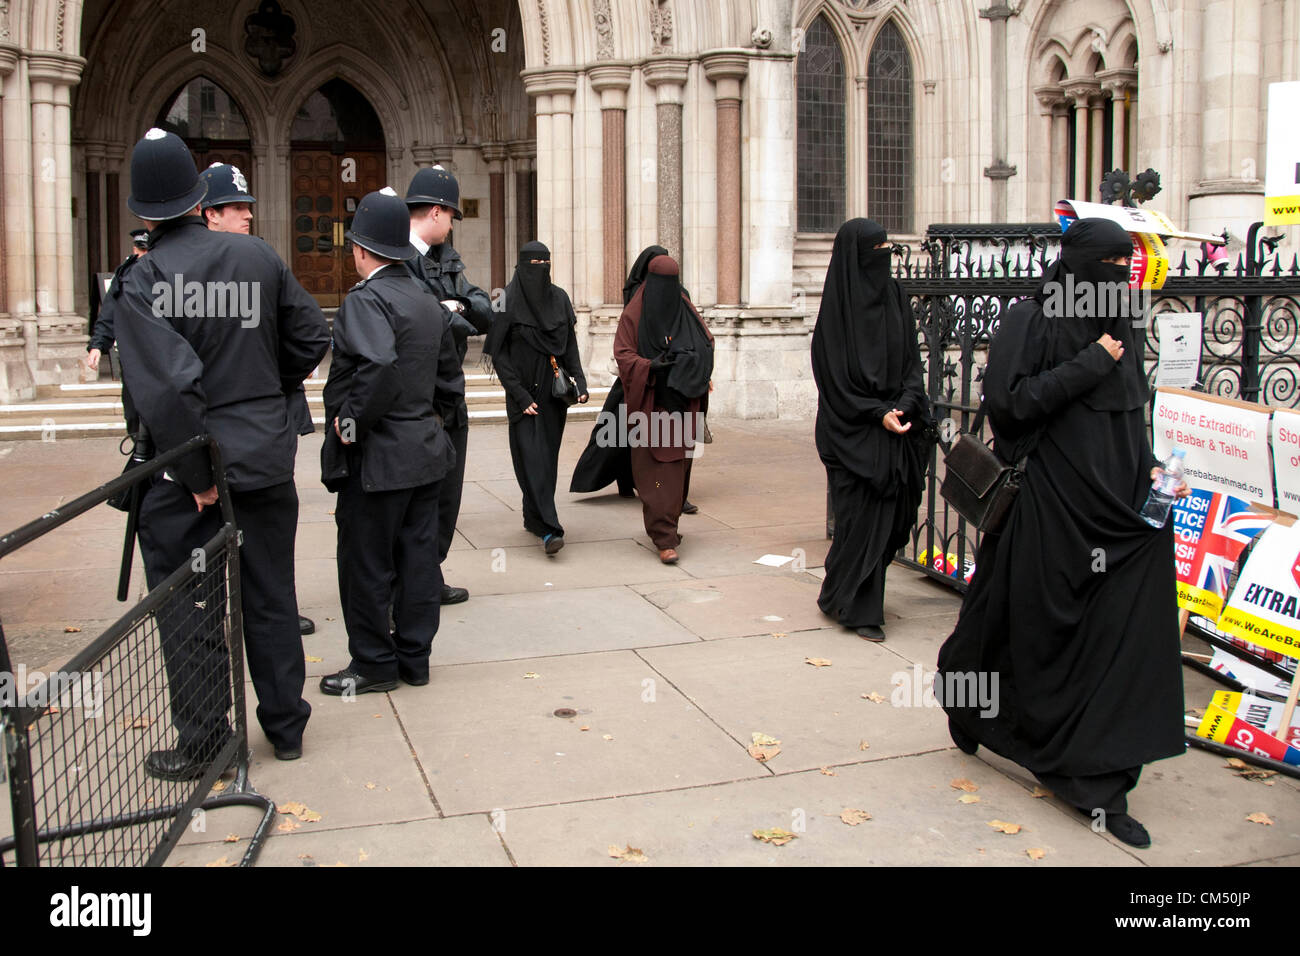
[549,355,580,406]
[939,404,1031,534]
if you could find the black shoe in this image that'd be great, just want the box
[855,625,886,642]
[319,668,397,697]
[681,499,699,515]
[543,533,565,555]
[441,584,469,605]
[274,745,302,761]
[1106,812,1151,849]
[145,749,222,782]
[299,615,315,635]
[399,670,429,687]
[948,717,979,755]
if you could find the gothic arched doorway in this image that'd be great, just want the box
[158,76,255,193]
[289,78,386,306]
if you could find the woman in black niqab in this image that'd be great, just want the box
[486,241,588,552]
[935,217,1185,849]
[811,218,932,642]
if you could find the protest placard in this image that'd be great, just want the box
[1171,489,1272,620]
[1264,81,1300,227]
[1270,407,1300,514]
[1152,388,1273,504]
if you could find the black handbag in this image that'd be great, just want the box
[939,404,1032,534]
[549,355,579,406]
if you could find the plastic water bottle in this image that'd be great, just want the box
[1139,448,1186,528]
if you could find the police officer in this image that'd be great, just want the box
[199,161,318,638]
[320,187,464,694]
[404,166,493,605]
[114,128,330,777]
[85,229,149,375]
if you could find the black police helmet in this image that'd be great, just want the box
[404,165,463,220]
[199,163,257,210]
[345,188,417,261]
[127,128,207,220]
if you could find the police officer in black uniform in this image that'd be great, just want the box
[85,229,149,375]
[199,161,318,638]
[320,187,464,695]
[114,128,330,777]
[404,166,493,605]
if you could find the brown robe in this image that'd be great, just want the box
[613,286,713,549]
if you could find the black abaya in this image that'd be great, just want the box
[811,219,932,630]
[935,291,1185,795]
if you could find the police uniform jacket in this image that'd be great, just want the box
[87,253,140,354]
[321,265,465,493]
[114,216,330,492]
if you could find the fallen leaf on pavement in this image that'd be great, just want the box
[364,782,376,790]
[950,778,979,793]
[748,744,781,762]
[958,794,981,804]
[64,626,82,633]
[210,780,228,793]
[1030,786,1052,798]
[1026,848,1046,860]
[752,732,780,746]
[608,844,648,863]
[359,849,369,862]
[1226,758,1278,781]
[300,809,322,823]
[127,716,151,730]
[205,856,235,867]
[602,734,613,741]
[771,632,787,639]
[752,828,797,846]
[987,820,1022,834]
[297,853,313,860]
[580,725,590,731]
[276,819,300,833]
[278,801,307,816]
[859,740,870,751]
[861,692,886,703]
[1246,812,1274,826]
[819,766,837,776]
[304,655,323,663]
[805,657,833,667]
[840,808,872,825]
[523,672,540,679]
[223,834,239,843]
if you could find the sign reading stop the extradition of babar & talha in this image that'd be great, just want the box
[1152,388,1273,505]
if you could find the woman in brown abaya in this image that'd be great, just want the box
[613,255,714,563]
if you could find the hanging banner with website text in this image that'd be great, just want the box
[1264,81,1300,226]
[1217,521,1300,660]
[1152,388,1273,504]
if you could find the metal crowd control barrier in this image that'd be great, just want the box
[0,435,275,866]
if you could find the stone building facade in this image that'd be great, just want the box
[0,0,1296,415]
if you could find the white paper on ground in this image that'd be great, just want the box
[754,554,794,567]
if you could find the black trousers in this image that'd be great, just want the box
[1034,767,1143,816]
[507,396,567,539]
[437,422,468,563]
[336,473,442,681]
[137,478,309,755]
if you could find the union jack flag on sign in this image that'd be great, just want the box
[1172,489,1272,618]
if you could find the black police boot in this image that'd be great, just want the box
[440,584,469,605]
[299,615,315,635]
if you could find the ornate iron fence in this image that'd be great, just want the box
[898,222,1300,589]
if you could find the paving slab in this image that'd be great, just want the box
[639,629,954,773]
[631,572,829,639]
[169,815,510,868]
[497,749,1139,866]
[440,537,690,596]
[391,649,768,815]
[454,494,730,548]
[662,523,831,579]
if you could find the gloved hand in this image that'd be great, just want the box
[649,354,675,372]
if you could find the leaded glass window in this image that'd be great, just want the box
[796,15,846,234]
[868,21,914,234]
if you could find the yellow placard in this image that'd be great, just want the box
[1176,581,1224,619]
[1266,194,1300,227]
[1216,604,1300,660]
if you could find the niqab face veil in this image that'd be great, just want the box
[624,245,669,306]
[1034,217,1147,412]
[636,255,713,412]
[811,218,908,423]
[485,240,570,362]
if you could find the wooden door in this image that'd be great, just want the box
[289,150,386,307]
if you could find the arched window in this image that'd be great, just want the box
[796,15,846,234]
[867,21,914,234]
[158,76,253,175]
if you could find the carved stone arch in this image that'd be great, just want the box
[270,45,415,156]
[1032,36,1073,78]
[107,50,275,153]
[860,8,930,85]
[795,3,854,70]
[518,0,577,67]
[27,0,76,53]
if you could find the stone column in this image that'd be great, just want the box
[643,57,690,263]
[1062,80,1099,199]
[980,3,1018,220]
[481,142,509,292]
[703,51,748,306]
[83,142,106,276]
[1189,0,1264,236]
[589,64,632,305]
[1098,70,1137,174]
[522,69,579,296]
[1033,86,1065,218]
[1088,93,1106,198]
[105,143,125,266]
[0,41,26,402]
[508,140,535,256]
